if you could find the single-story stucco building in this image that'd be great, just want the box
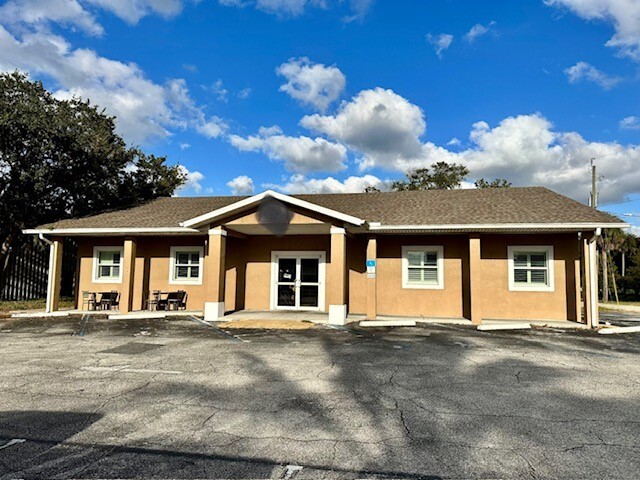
[24,187,627,327]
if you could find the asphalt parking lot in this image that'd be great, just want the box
[1,314,639,479]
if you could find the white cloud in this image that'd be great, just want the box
[0,0,190,33]
[85,0,186,24]
[301,87,457,171]
[342,0,374,22]
[276,57,346,112]
[208,78,228,102]
[464,21,495,42]
[620,116,640,129]
[451,114,640,204]
[227,175,255,195]
[220,0,370,18]
[546,0,640,61]
[447,137,461,147]
[258,125,284,136]
[238,87,252,99]
[174,165,205,195]
[299,86,640,203]
[0,5,225,145]
[565,61,622,89]
[229,126,347,173]
[164,78,227,139]
[265,173,383,194]
[426,33,453,58]
[0,0,103,35]
[179,142,191,150]
[627,225,640,237]
[219,0,324,16]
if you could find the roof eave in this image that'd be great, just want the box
[22,227,204,237]
[180,190,366,229]
[367,222,631,233]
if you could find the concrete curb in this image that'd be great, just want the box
[359,320,417,327]
[598,326,640,335]
[477,322,531,331]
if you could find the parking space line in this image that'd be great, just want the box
[81,366,183,375]
[0,438,26,450]
[283,464,303,479]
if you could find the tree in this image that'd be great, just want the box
[387,162,470,191]
[474,178,512,188]
[0,71,185,265]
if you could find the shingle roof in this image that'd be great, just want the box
[33,187,624,230]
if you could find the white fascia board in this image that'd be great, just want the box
[367,222,630,232]
[180,189,366,228]
[22,227,202,236]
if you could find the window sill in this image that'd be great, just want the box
[169,279,203,286]
[509,285,554,293]
[93,278,123,284]
[402,283,444,290]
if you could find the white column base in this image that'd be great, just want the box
[204,302,225,321]
[328,304,348,326]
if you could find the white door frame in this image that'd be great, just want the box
[270,251,326,311]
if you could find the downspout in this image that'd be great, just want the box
[38,233,55,313]
[587,228,601,328]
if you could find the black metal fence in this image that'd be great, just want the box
[0,239,77,301]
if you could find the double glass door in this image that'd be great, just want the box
[274,253,323,310]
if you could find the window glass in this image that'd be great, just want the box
[404,248,441,287]
[513,251,549,286]
[96,249,121,279]
[173,250,201,281]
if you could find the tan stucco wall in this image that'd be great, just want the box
[347,235,469,318]
[347,236,367,314]
[75,231,581,321]
[479,233,580,321]
[77,236,208,311]
[226,211,324,226]
[227,235,332,311]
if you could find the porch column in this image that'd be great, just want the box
[469,234,482,325]
[45,237,63,313]
[119,237,137,313]
[204,226,227,320]
[574,242,582,324]
[583,231,599,328]
[328,226,347,325]
[366,236,377,320]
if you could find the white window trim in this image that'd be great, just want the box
[401,246,444,290]
[269,251,326,312]
[508,245,555,292]
[92,246,124,284]
[169,246,204,285]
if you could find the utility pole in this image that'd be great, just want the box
[590,158,609,302]
[590,158,598,208]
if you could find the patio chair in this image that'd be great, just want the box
[100,291,120,310]
[165,290,188,311]
[146,290,162,311]
[81,291,97,311]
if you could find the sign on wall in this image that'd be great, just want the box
[366,259,376,278]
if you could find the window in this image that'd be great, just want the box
[401,246,444,289]
[93,247,123,283]
[508,246,554,292]
[169,247,203,284]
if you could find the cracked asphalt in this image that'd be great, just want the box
[0,314,639,479]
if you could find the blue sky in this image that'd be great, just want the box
[0,0,639,231]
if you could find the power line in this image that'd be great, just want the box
[600,197,640,207]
